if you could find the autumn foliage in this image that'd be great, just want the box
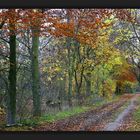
[0,9,139,128]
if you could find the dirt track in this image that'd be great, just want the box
[34,94,140,131]
[103,94,138,131]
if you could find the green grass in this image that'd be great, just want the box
[39,106,90,123]
[10,106,90,129]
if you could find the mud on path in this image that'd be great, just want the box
[34,94,139,131]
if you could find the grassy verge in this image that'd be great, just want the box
[40,106,89,123]
[1,106,90,131]
[1,95,123,131]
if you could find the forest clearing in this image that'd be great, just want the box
[0,9,140,131]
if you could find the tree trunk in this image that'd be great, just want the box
[74,40,84,105]
[115,83,121,95]
[75,84,81,105]
[67,39,73,107]
[85,73,91,97]
[68,69,73,107]
[66,10,73,107]
[75,70,84,105]
[31,27,41,117]
[7,20,17,125]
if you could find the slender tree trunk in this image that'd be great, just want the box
[115,83,121,95]
[66,10,73,107]
[85,47,91,97]
[68,71,73,107]
[74,68,84,105]
[31,26,41,117]
[85,73,91,97]
[67,38,73,107]
[7,20,17,125]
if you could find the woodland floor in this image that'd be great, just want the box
[1,94,140,131]
[33,94,140,131]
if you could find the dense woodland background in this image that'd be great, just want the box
[0,9,140,128]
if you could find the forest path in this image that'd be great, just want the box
[102,94,139,131]
[34,94,140,131]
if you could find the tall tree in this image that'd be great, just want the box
[31,9,41,117]
[7,9,17,125]
[66,9,73,107]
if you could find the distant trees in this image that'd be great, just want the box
[109,9,140,86]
